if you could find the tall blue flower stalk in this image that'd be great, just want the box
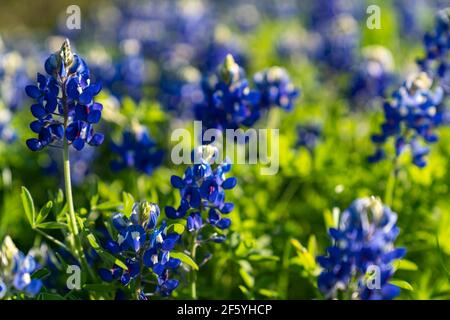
[111,123,164,175]
[98,201,181,299]
[253,66,300,111]
[194,54,261,131]
[165,145,237,298]
[0,236,43,299]
[24,39,104,278]
[349,46,395,109]
[369,73,444,168]
[317,197,406,300]
[195,54,300,133]
[417,8,449,92]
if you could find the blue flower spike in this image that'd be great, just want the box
[317,197,406,300]
[97,201,181,298]
[25,39,104,152]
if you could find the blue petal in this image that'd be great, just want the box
[31,104,47,119]
[87,110,101,123]
[170,175,185,188]
[216,218,231,229]
[88,133,104,146]
[220,203,234,214]
[72,138,85,151]
[222,177,237,189]
[26,138,42,151]
[25,85,41,99]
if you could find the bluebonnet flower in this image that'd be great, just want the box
[25,39,104,151]
[253,66,300,111]
[369,72,445,167]
[109,39,148,103]
[296,123,322,152]
[308,0,365,29]
[0,106,16,143]
[317,197,406,300]
[318,14,360,71]
[304,0,363,71]
[98,201,181,298]
[417,8,450,92]
[393,0,426,39]
[194,54,261,131]
[165,145,236,232]
[0,49,30,112]
[157,48,204,116]
[111,123,164,175]
[349,46,395,108]
[276,27,322,62]
[0,236,43,299]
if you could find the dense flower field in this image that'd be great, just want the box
[0,0,449,300]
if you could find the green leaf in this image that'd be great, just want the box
[170,251,199,271]
[248,254,279,262]
[87,233,100,250]
[36,201,53,224]
[31,268,51,280]
[238,285,249,295]
[94,201,122,211]
[167,223,185,235]
[36,222,67,230]
[389,279,413,291]
[258,289,278,298]
[393,259,418,271]
[97,251,128,271]
[37,293,65,300]
[122,192,135,218]
[239,268,254,289]
[307,235,317,257]
[86,233,128,271]
[21,186,35,227]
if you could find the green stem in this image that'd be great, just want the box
[63,141,93,280]
[35,228,70,251]
[191,231,199,300]
[384,156,399,208]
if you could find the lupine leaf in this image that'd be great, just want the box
[390,279,414,291]
[21,186,35,227]
[167,223,185,235]
[87,233,128,270]
[37,293,65,300]
[31,268,51,280]
[122,192,135,218]
[35,201,53,224]
[170,251,199,270]
[36,222,67,229]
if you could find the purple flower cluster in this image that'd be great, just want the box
[369,73,444,167]
[25,39,104,151]
[98,201,181,298]
[317,198,405,300]
[166,146,236,237]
